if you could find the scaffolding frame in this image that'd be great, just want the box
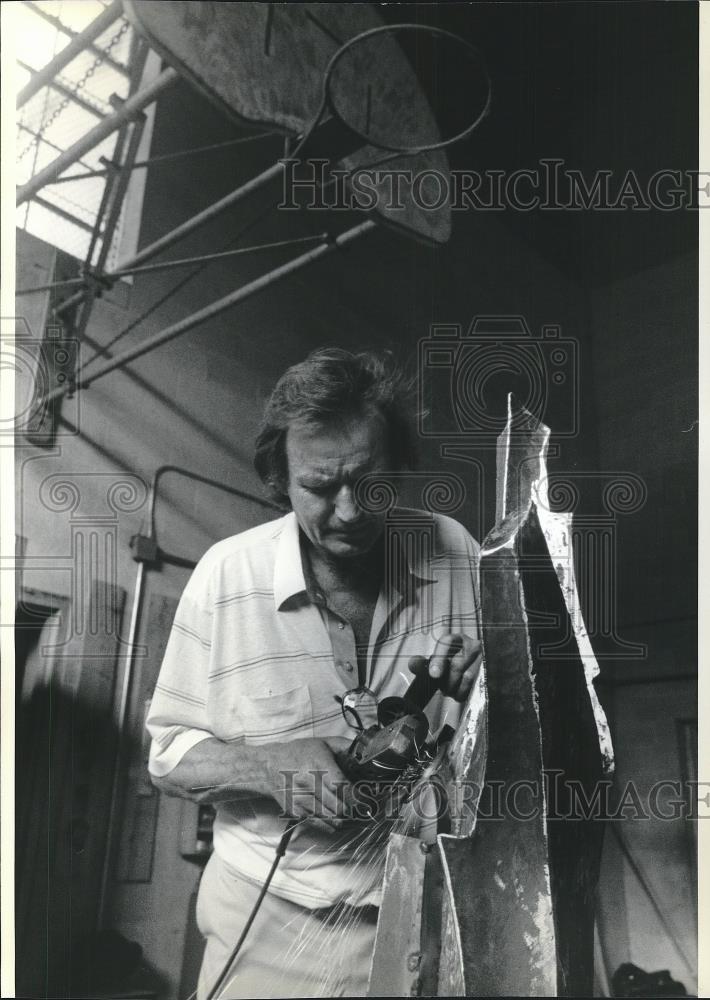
[15,1,381,415]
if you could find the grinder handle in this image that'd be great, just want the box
[405,636,465,709]
[403,663,440,711]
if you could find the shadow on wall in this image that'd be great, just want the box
[15,593,168,999]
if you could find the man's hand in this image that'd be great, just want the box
[408,633,482,703]
[263,737,353,831]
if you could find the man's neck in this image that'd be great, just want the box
[303,535,384,596]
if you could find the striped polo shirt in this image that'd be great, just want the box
[147,508,480,908]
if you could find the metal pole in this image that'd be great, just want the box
[51,154,285,318]
[16,67,179,204]
[41,220,376,405]
[17,60,107,119]
[97,465,278,924]
[95,116,147,272]
[24,0,131,78]
[52,158,285,317]
[97,558,145,928]
[149,465,278,535]
[31,194,95,233]
[84,120,131,270]
[110,159,285,273]
[70,115,145,351]
[109,233,328,278]
[47,133,275,184]
[17,0,125,108]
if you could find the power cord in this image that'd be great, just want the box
[203,818,300,1000]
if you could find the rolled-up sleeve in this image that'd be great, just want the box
[146,561,216,777]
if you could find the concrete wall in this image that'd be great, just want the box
[588,254,697,994]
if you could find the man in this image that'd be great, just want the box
[146,348,482,998]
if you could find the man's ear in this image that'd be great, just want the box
[268,476,292,511]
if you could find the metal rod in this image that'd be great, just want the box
[16,67,179,204]
[51,158,282,315]
[53,287,89,316]
[15,276,86,297]
[32,194,95,233]
[97,558,145,928]
[17,0,125,108]
[51,181,281,318]
[17,60,107,118]
[110,233,329,278]
[17,122,95,167]
[109,159,285,273]
[83,221,375,384]
[84,118,130,270]
[71,44,151,383]
[158,549,196,570]
[149,465,278,537]
[69,119,132,348]
[97,464,278,923]
[42,220,376,405]
[45,133,276,183]
[78,204,276,366]
[25,1,131,78]
[95,116,147,272]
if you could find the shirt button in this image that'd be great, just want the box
[337,621,345,630]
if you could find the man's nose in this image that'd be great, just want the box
[334,486,362,523]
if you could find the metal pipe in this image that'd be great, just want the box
[16,67,179,204]
[84,120,131,271]
[25,1,132,77]
[158,550,197,570]
[32,194,95,232]
[110,233,328,278]
[52,154,284,317]
[110,159,285,273]
[49,170,289,315]
[17,121,94,166]
[42,219,376,405]
[15,276,86,297]
[95,116,147,272]
[17,60,107,118]
[70,46,151,386]
[17,0,125,108]
[97,558,145,928]
[46,132,276,184]
[69,121,133,351]
[97,465,278,923]
[149,465,278,537]
[52,161,284,315]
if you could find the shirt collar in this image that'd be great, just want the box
[273,509,436,612]
[273,512,309,610]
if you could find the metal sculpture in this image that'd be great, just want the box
[368,396,614,997]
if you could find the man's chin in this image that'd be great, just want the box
[325,531,377,557]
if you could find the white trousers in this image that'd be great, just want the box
[196,852,379,999]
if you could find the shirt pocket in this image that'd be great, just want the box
[238,684,314,744]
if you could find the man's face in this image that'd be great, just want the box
[285,413,390,561]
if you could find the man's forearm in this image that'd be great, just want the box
[150,737,272,804]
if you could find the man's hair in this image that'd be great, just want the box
[254,347,418,508]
